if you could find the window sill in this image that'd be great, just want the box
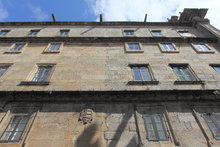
[195,50,215,54]
[128,80,159,85]
[160,50,179,53]
[4,51,21,54]
[125,50,144,53]
[19,81,50,86]
[174,80,204,85]
[42,51,60,54]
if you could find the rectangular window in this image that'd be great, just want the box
[161,43,176,51]
[131,66,152,81]
[0,30,10,36]
[128,43,141,50]
[0,66,9,77]
[47,43,61,51]
[193,43,210,51]
[151,30,162,36]
[32,66,53,82]
[203,114,220,140]
[123,30,134,36]
[11,43,26,51]
[60,30,70,36]
[171,65,197,81]
[28,30,40,36]
[0,115,30,142]
[178,30,193,37]
[143,114,168,141]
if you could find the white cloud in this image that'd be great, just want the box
[0,0,8,21]
[27,3,48,21]
[86,0,220,29]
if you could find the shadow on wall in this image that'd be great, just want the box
[75,123,105,147]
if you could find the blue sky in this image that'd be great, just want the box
[0,0,219,29]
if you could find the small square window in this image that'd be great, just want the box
[32,65,53,82]
[0,30,10,36]
[211,65,220,74]
[143,114,168,141]
[191,43,214,53]
[151,30,162,37]
[128,43,140,50]
[28,30,40,36]
[0,115,30,142]
[161,43,175,51]
[0,66,9,77]
[44,43,62,53]
[178,30,193,37]
[171,64,201,84]
[123,30,134,36]
[60,30,70,36]
[203,113,220,140]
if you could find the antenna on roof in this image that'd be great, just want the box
[100,14,103,24]
[52,13,56,22]
[144,14,147,23]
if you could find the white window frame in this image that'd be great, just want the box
[43,42,63,53]
[125,42,143,53]
[191,43,215,53]
[158,43,179,53]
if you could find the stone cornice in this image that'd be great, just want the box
[0,37,217,43]
[0,21,193,27]
[0,90,219,102]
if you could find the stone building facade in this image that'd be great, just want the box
[0,8,220,147]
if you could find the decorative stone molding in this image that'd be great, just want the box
[79,109,94,124]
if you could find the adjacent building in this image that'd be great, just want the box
[0,8,220,147]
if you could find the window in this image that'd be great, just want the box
[0,30,10,36]
[32,65,53,82]
[0,115,30,142]
[46,43,62,52]
[161,43,176,51]
[203,113,220,140]
[151,30,162,36]
[131,66,152,81]
[123,30,134,36]
[128,43,141,50]
[178,30,193,37]
[171,65,197,81]
[143,114,168,141]
[28,30,40,36]
[60,30,70,36]
[193,43,209,51]
[11,43,26,52]
[211,65,220,74]
[0,66,9,77]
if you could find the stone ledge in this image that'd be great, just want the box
[128,81,159,85]
[19,81,50,86]
[174,80,204,85]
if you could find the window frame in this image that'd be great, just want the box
[59,29,70,36]
[210,64,220,74]
[177,30,194,37]
[20,63,56,86]
[191,43,215,54]
[0,115,30,143]
[169,64,203,84]
[43,42,63,53]
[143,114,169,141]
[28,29,40,36]
[150,30,163,37]
[158,43,179,53]
[128,64,159,85]
[0,63,12,81]
[0,30,10,36]
[125,42,143,53]
[4,42,27,54]
[123,30,135,36]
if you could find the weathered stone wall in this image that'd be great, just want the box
[0,101,219,147]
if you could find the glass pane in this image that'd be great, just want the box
[132,67,141,81]
[213,66,220,74]
[0,67,8,77]
[32,66,52,82]
[0,132,11,141]
[49,43,61,51]
[128,43,140,50]
[5,124,16,132]
[158,130,167,140]
[11,116,22,124]
[15,124,26,132]
[20,116,29,124]
[140,67,152,81]
[143,116,152,123]
[156,123,164,131]
[146,124,154,131]
[13,43,25,51]
[147,130,157,141]
[10,132,22,141]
